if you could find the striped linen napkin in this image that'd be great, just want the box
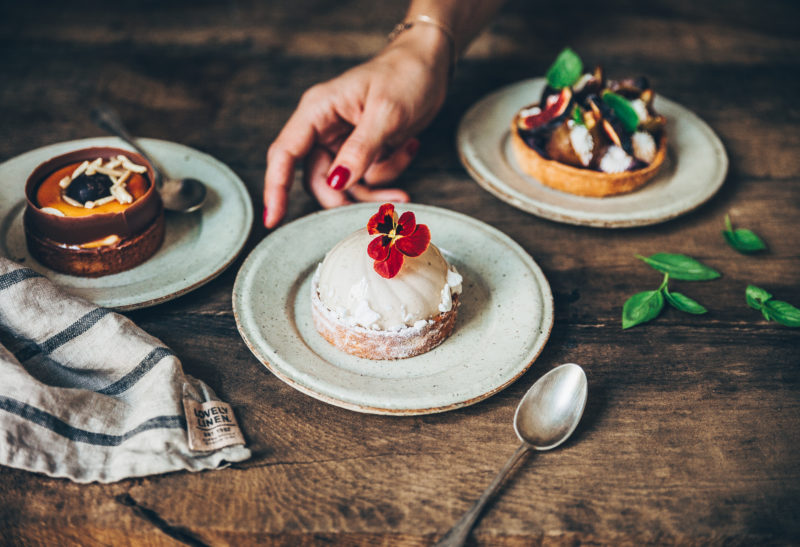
[0,258,250,483]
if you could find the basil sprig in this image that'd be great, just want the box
[636,253,721,281]
[746,285,800,327]
[546,48,583,89]
[723,214,766,254]
[623,273,708,329]
[601,91,640,133]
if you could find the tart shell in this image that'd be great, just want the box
[511,116,667,197]
[25,209,165,277]
[311,283,459,360]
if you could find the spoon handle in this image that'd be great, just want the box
[90,105,164,180]
[434,443,529,547]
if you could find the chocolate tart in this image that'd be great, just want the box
[24,147,165,277]
[511,116,667,198]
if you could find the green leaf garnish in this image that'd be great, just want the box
[722,214,766,254]
[622,289,664,329]
[546,48,583,90]
[745,284,772,310]
[572,105,584,125]
[745,285,800,327]
[763,300,800,327]
[636,253,721,281]
[664,287,708,315]
[602,91,639,133]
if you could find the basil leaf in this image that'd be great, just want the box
[622,290,664,329]
[745,284,772,310]
[602,91,639,133]
[664,288,708,315]
[763,300,800,327]
[546,48,583,89]
[572,105,584,125]
[636,253,721,281]
[722,215,766,253]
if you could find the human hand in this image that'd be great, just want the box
[263,26,451,228]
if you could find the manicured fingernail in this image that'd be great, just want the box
[327,165,350,190]
[406,139,420,156]
[262,207,268,227]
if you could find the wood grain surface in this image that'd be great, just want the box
[1,0,799,545]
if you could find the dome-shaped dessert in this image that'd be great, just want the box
[311,204,462,360]
[316,228,461,331]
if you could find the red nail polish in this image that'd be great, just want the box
[327,165,350,190]
[406,139,419,156]
[262,207,268,227]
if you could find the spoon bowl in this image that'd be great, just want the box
[90,105,207,213]
[514,362,588,450]
[435,363,588,547]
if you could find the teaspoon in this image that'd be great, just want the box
[90,105,207,213]
[435,363,588,547]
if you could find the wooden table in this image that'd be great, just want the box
[2,1,799,544]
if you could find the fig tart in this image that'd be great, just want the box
[24,146,165,277]
[311,203,462,360]
[512,48,667,197]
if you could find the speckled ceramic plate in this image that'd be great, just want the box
[458,78,728,228]
[0,137,252,309]
[234,203,553,415]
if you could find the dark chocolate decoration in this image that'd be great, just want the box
[24,147,162,245]
[66,173,113,204]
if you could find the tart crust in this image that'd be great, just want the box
[311,281,459,360]
[511,115,667,197]
[25,209,165,277]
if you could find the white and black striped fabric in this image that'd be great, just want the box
[0,258,250,483]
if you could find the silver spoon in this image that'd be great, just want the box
[90,105,207,213]
[435,363,588,547]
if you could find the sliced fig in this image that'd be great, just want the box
[523,87,573,130]
[640,89,654,107]
[545,122,584,167]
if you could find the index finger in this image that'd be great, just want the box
[263,110,318,228]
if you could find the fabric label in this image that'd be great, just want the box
[183,399,245,452]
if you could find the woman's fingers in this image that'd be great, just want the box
[264,112,318,228]
[363,138,419,186]
[305,146,353,210]
[325,98,406,192]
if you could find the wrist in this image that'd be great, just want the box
[385,19,453,78]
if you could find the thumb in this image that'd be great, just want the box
[326,101,405,191]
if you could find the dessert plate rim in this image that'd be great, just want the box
[233,202,555,415]
[457,77,729,228]
[0,137,253,309]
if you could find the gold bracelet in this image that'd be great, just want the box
[388,14,457,67]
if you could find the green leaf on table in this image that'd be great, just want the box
[723,215,766,254]
[546,48,583,89]
[745,284,772,310]
[636,253,721,281]
[763,299,800,327]
[622,289,664,329]
[602,91,640,133]
[664,287,708,315]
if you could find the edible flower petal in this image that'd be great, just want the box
[394,223,430,257]
[366,203,431,279]
[367,203,396,235]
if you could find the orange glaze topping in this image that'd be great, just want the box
[36,162,149,217]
